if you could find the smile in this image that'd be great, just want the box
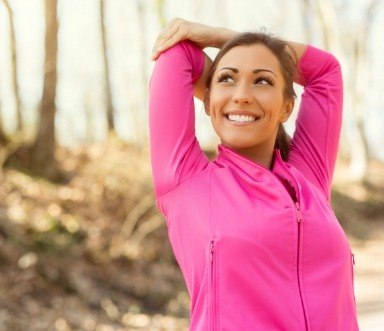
[225,114,261,125]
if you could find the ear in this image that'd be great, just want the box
[204,88,210,116]
[280,98,294,123]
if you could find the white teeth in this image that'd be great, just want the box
[227,114,257,122]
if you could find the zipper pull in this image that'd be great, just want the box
[210,240,215,261]
[352,253,355,265]
[295,202,304,222]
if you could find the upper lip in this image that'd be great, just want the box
[224,110,262,118]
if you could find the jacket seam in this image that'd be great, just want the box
[156,154,212,204]
[176,139,203,185]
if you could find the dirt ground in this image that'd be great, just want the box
[0,142,383,330]
[333,160,384,331]
[351,235,384,331]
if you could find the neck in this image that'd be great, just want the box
[227,145,275,169]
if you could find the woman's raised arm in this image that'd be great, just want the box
[149,19,237,201]
[288,46,343,201]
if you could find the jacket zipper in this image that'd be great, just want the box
[295,201,309,331]
[277,156,309,331]
[209,240,216,331]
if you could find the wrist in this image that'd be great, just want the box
[214,28,238,48]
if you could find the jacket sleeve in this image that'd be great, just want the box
[288,45,343,201]
[149,41,210,200]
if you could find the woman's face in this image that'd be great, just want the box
[207,44,293,154]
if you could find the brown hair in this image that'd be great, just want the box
[205,32,298,161]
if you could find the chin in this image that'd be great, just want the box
[222,139,257,150]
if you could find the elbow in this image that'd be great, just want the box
[328,53,341,68]
[315,53,343,91]
[327,53,343,80]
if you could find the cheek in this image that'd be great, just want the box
[258,88,282,102]
[209,88,229,111]
[258,91,285,118]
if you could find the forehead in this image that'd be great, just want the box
[216,44,282,74]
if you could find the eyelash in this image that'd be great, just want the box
[217,73,275,86]
[255,75,275,85]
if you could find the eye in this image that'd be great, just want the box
[254,76,274,86]
[217,73,235,83]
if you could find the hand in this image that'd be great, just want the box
[151,18,236,60]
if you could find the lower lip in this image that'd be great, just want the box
[225,116,260,126]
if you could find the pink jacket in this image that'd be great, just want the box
[149,41,359,330]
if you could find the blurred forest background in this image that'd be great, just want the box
[0,0,383,330]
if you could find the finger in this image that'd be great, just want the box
[152,22,181,55]
[152,28,169,54]
[151,27,186,60]
[152,18,189,54]
[152,18,181,51]
[152,21,192,59]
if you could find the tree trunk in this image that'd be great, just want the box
[0,105,8,146]
[345,0,380,181]
[30,0,58,179]
[2,0,22,132]
[100,0,115,132]
[299,0,314,43]
[155,0,166,28]
[135,0,148,144]
[314,0,376,182]
[84,91,93,142]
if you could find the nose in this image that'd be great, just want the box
[232,83,254,104]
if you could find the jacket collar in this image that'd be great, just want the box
[216,144,285,177]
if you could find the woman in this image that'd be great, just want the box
[149,18,359,330]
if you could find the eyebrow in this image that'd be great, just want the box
[218,67,277,77]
